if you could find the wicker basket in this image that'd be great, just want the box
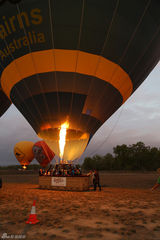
[39,176,90,191]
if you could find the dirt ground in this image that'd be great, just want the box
[0,173,160,240]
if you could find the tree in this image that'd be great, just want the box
[82,142,160,171]
[82,157,93,170]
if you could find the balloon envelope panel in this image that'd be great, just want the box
[0,89,11,117]
[14,141,34,166]
[0,0,160,161]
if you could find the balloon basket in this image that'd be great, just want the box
[39,176,90,191]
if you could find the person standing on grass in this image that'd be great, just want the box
[93,170,101,191]
[151,168,160,191]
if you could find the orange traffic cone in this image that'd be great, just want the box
[26,200,39,224]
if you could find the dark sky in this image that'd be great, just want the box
[0,62,159,166]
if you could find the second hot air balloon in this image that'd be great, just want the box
[14,141,34,169]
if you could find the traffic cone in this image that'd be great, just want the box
[26,200,39,224]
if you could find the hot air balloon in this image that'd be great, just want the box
[0,0,160,162]
[32,140,55,167]
[14,141,34,168]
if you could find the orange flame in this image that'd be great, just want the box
[59,121,69,160]
[23,166,27,170]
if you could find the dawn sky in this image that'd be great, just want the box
[0,62,159,166]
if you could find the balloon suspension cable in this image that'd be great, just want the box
[84,104,125,158]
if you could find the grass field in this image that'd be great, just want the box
[0,170,158,188]
[0,172,160,240]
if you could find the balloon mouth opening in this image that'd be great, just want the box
[38,127,90,162]
[38,128,90,141]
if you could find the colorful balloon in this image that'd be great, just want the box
[0,1,160,161]
[33,141,55,167]
[14,141,34,167]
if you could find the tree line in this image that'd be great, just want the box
[82,142,160,171]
